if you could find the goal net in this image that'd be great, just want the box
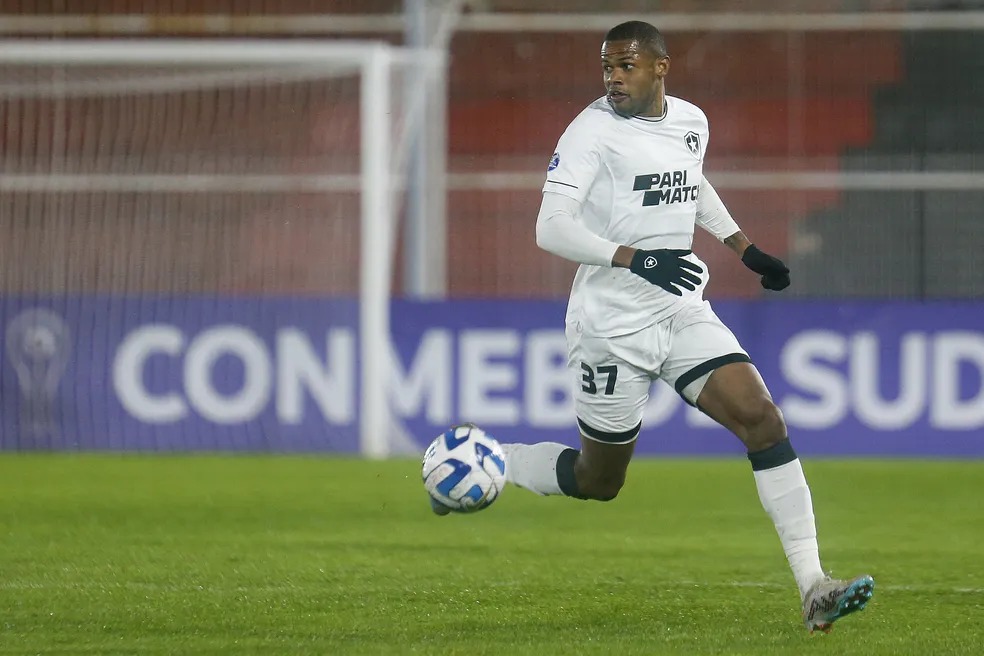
[0,40,438,456]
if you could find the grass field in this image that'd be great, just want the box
[0,455,982,655]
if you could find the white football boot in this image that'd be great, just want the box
[802,574,875,633]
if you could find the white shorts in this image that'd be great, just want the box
[566,300,749,444]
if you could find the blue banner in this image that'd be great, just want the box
[1,297,982,456]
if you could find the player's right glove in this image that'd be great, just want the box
[629,248,704,296]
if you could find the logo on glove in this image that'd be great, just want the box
[629,248,703,296]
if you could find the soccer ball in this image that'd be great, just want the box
[422,424,507,513]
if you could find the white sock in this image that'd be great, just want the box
[500,442,569,496]
[753,459,826,599]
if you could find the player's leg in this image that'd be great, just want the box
[693,360,828,598]
[501,431,635,501]
[694,361,873,631]
[502,328,652,501]
[662,302,873,631]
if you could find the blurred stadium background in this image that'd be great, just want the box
[1,2,983,654]
[1,0,981,457]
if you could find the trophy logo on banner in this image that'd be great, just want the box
[4,308,71,439]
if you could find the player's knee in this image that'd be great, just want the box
[737,397,786,450]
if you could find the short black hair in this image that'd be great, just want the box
[604,21,668,58]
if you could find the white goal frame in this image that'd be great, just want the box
[0,39,443,458]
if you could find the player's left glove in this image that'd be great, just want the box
[741,244,790,291]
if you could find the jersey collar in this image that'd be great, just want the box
[632,99,668,123]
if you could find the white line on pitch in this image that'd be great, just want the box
[2,580,980,594]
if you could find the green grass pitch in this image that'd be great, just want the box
[1,455,982,655]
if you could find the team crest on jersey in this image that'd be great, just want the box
[547,152,560,171]
[684,131,701,158]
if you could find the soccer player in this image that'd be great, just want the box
[431,20,874,633]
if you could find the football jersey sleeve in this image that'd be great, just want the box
[696,177,741,242]
[535,191,619,267]
[542,116,603,203]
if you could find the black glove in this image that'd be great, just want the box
[742,244,790,291]
[629,249,704,296]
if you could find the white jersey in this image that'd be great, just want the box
[543,95,710,337]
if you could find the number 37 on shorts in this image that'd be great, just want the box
[580,362,618,395]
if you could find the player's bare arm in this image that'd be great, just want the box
[697,178,791,290]
[723,231,752,257]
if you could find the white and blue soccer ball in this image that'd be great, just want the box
[422,424,507,513]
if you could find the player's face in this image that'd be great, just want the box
[601,39,669,118]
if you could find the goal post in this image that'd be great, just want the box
[0,39,443,457]
[360,44,394,460]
